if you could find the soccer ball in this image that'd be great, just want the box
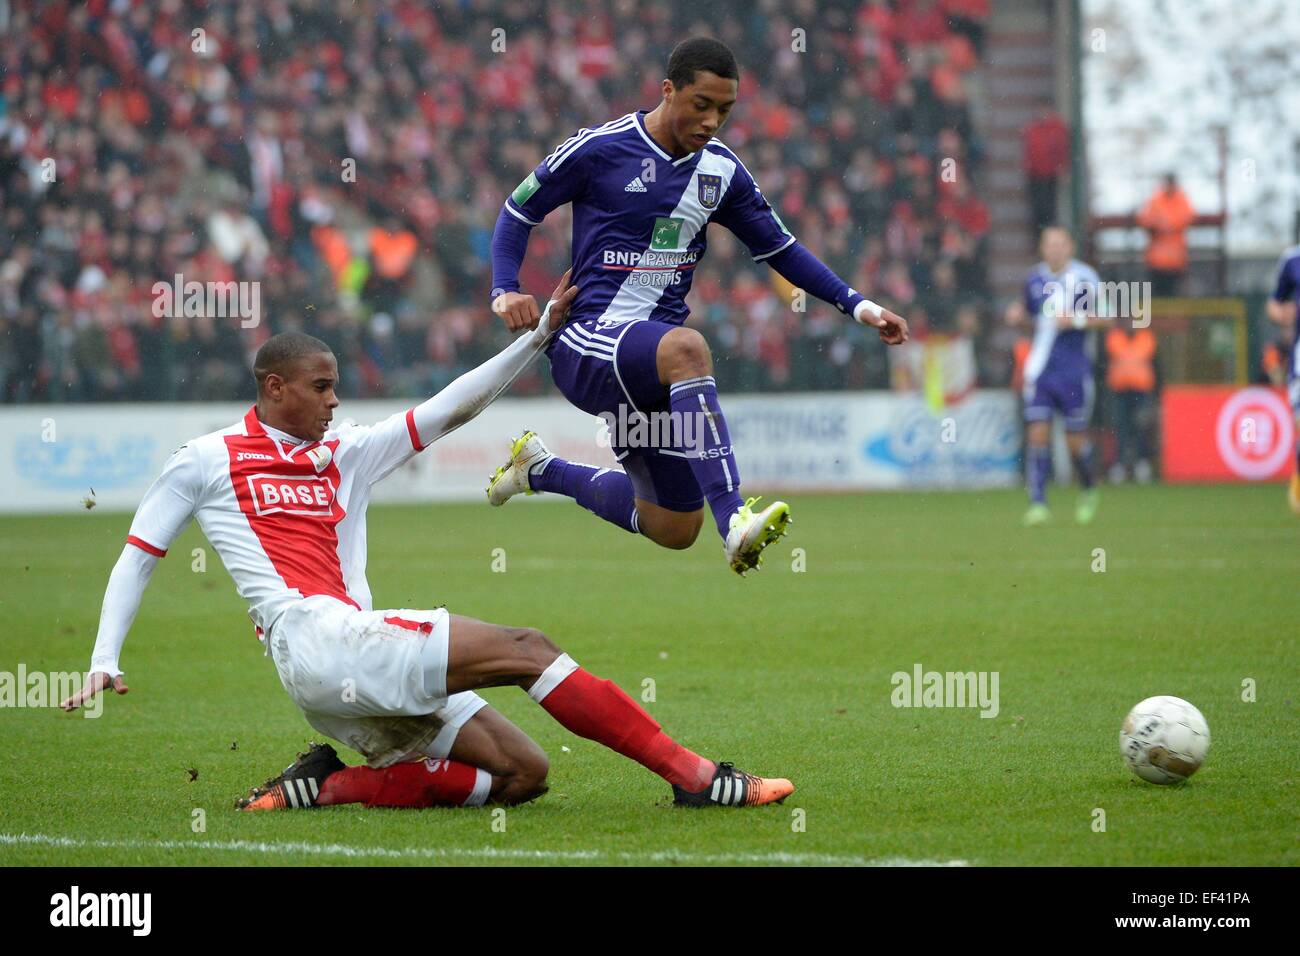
[1119,696,1211,784]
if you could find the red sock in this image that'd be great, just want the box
[535,665,714,790]
[318,758,489,808]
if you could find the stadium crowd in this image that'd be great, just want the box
[0,0,995,403]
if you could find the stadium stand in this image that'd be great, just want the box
[0,0,992,402]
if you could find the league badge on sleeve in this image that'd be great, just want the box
[305,445,333,473]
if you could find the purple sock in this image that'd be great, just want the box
[529,457,639,534]
[1027,445,1051,504]
[668,375,744,538]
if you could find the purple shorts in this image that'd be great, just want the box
[547,318,705,512]
[1024,370,1094,431]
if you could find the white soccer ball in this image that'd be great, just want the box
[1119,696,1211,784]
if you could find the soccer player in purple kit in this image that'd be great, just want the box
[1266,243,1300,513]
[484,37,908,575]
[1006,227,1108,525]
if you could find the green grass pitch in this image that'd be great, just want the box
[1,484,1296,866]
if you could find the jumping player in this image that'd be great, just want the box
[1006,226,1107,525]
[59,272,793,811]
[1266,243,1300,513]
[485,37,908,575]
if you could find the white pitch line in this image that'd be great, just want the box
[0,832,969,867]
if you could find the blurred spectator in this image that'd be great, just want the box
[1104,317,1158,483]
[366,217,418,316]
[1136,173,1196,297]
[1022,102,1070,238]
[208,194,270,275]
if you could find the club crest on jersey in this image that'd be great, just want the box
[697,174,722,209]
[305,445,333,473]
[247,473,336,517]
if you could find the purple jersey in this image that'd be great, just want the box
[502,111,794,327]
[1021,259,1102,384]
[1271,245,1300,382]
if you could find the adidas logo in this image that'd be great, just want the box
[624,177,647,192]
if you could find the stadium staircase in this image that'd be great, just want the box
[979,0,1058,302]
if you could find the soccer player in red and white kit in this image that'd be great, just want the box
[60,271,793,811]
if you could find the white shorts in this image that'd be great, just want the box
[268,595,486,768]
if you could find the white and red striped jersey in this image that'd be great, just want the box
[127,405,429,635]
[88,317,557,678]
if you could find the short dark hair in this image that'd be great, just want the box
[254,331,333,391]
[666,37,738,90]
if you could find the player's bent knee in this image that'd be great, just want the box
[658,327,713,381]
[495,747,550,805]
[516,750,550,802]
[650,521,701,550]
[497,776,549,806]
[637,508,703,549]
[510,627,562,673]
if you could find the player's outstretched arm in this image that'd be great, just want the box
[411,270,579,445]
[712,154,906,345]
[59,544,158,711]
[61,445,198,712]
[765,241,908,345]
[852,297,910,345]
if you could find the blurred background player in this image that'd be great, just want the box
[1005,226,1107,525]
[1266,243,1300,512]
[484,37,908,576]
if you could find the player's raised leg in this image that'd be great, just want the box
[446,614,794,807]
[488,430,711,550]
[486,317,661,540]
[488,429,642,535]
[655,327,790,573]
[489,318,788,571]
